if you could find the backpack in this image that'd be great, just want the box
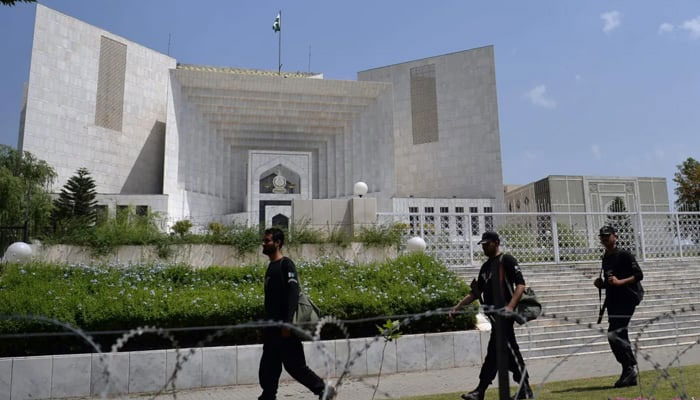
[499,255,542,324]
[293,290,321,325]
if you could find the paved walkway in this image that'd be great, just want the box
[120,345,700,399]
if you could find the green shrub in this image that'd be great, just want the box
[0,254,474,356]
[207,221,226,236]
[171,220,193,238]
[357,223,405,247]
[286,219,325,245]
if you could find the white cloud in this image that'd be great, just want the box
[681,16,700,39]
[591,145,602,159]
[601,11,622,34]
[526,85,557,109]
[658,23,674,35]
[575,74,582,82]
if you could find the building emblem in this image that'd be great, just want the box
[272,172,287,193]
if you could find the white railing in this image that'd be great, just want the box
[377,211,700,266]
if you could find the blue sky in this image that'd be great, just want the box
[1,1,698,204]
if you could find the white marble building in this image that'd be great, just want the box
[19,5,506,227]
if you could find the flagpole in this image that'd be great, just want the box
[278,10,282,74]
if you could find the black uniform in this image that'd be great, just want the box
[474,253,529,391]
[601,248,644,369]
[258,257,325,400]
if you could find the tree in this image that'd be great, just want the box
[0,145,56,237]
[673,157,700,211]
[1,0,35,6]
[52,168,98,227]
[606,197,637,253]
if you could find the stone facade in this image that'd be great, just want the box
[19,6,505,227]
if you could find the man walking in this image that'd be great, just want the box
[594,225,644,388]
[258,227,332,400]
[450,231,533,400]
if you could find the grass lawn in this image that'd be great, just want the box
[400,364,700,400]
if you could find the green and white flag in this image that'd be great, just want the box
[272,13,281,32]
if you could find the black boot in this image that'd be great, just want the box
[614,366,638,388]
[461,387,485,400]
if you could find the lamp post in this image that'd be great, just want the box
[353,181,368,198]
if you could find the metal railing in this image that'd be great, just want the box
[377,210,700,266]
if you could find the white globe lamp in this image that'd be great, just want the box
[353,181,368,198]
[406,236,427,253]
[3,242,33,264]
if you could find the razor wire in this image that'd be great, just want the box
[2,304,700,399]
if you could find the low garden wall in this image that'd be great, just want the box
[0,330,486,398]
[29,243,399,268]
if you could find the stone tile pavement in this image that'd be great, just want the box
[117,345,700,399]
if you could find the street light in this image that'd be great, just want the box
[353,181,368,198]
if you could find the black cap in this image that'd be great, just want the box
[599,225,617,235]
[478,231,500,244]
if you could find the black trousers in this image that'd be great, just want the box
[607,302,637,369]
[479,318,528,389]
[258,330,325,400]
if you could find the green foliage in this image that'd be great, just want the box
[327,227,352,248]
[0,145,56,238]
[171,220,192,238]
[606,197,637,252]
[673,157,700,211]
[52,168,98,229]
[207,221,225,236]
[357,223,405,247]
[0,254,474,356]
[377,319,402,341]
[1,0,36,5]
[286,219,325,245]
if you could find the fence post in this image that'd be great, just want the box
[468,212,474,266]
[419,209,425,239]
[637,210,646,262]
[674,213,684,259]
[551,213,560,264]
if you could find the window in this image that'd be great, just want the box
[484,207,493,231]
[410,64,439,144]
[96,205,108,223]
[440,207,449,213]
[424,207,434,214]
[135,206,149,216]
[470,207,479,235]
[95,36,127,131]
[409,207,419,235]
[455,207,464,213]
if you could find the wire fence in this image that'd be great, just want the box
[378,210,700,266]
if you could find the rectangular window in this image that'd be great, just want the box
[409,207,419,235]
[135,205,149,216]
[470,207,479,236]
[424,207,434,214]
[410,64,439,145]
[440,207,449,213]
[95,205,108,224]
[455,207,464,213]
[484,207,494,231]
[95,36,127,131]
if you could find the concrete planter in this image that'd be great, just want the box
[0,330,483,399]
[30,243,398,267]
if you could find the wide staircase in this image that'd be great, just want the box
[452,260,700,359]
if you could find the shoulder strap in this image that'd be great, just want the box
[498,254,515,297]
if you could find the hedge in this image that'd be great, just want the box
[0,253,475,356]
